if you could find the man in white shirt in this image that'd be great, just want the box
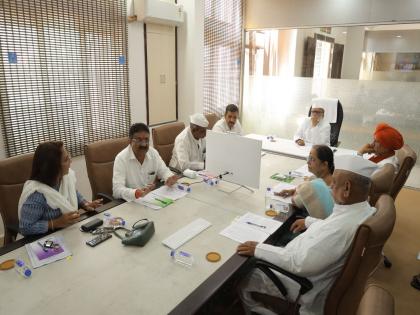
[294,104,330,146]
[237,155,378,315]
[113,123,178,201]
[212,104,242,135]
[169,113,208,172]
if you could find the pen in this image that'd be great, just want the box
[246,221,266,229]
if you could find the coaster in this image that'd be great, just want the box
[265,210,277,217]
[206,252,221,262]
[0,259,15,270]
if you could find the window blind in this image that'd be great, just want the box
[0,0,130,157]
[203,0,243,115]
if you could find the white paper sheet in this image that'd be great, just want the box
[271,182,296,203]
[26,235,72,268]
[236,212,282,234]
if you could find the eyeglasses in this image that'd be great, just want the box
[311,110,323,114]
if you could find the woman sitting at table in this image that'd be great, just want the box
[19,141,102,236]
[276,144,334,198]
[294,104,330,146]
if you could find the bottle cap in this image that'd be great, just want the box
[206,252,221,262]
[265,209,277,217]
[24,269,32,277]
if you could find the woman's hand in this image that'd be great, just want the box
[275,188,296,198]
[53,211,80,228]
[165,175,180,187]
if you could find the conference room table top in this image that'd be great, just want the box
[0,152,311,315]
[245,134,357,159]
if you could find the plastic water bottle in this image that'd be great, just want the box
[278,203,290,223]
[170,250,194,267]
[265,187,273,210]
[15,259,32,278]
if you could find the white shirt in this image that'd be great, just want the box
[255,201,376,315]
[169,127,206,171]
[212,118,243,135]
[294,117,331,146]
[113,145,173,201]
[365,153,399,174]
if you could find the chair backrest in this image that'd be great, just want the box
[389,144,417,200]
[84,137,128,200]
[368,164,395,206]
[151,121,185,166]
[0,153,34,245]
[205,113,219,130]
[308,100,343,147]
[356,283,394,315]
[324,194,396,315]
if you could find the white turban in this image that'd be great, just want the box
[190,113,209,128]
[335,155,378,178]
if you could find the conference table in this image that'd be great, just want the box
[0,136,351,315]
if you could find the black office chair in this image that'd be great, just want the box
[308,100,343,147]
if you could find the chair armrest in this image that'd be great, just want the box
[96,192,115,204]
[254,259,313,296]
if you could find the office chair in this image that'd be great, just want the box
[84,137,128,202]
[0,153,34,246]
[368,164,395,206]
[204,113,219,130]
[356,283,394,315]
[151,121,185,166]
[308,100,343,147]
[251,194,396,315]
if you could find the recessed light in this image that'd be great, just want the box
[396,35,402,38]
[342,31,347,34]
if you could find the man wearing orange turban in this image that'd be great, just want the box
[357,123,404,171]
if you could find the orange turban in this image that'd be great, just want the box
[374,123,404,151]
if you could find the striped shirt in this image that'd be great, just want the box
[19,187,85,236]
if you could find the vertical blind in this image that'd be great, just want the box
[0,0,130,157]
[203,0,243,115]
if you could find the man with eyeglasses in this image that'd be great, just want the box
[294,104,330,146]
[113,123,179,201]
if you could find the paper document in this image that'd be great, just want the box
[220,212,282,243]
[25,235,72,268]
[135,185,188,210]
[291,164,313,178]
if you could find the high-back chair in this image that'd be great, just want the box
[308,100,343,147]
[0,153,34,245]
[84,137,128,201]
[389,144,417,200]
[205,113,219,130]
[151,122,185,166]
[253,194,396,315]
[356,283,394,315]
[368,164,395,206]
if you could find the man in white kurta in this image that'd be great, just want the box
[294,104,330,146]
[237,155,378,315]
[169,113,208,172]
[113,123,178,201]
[212,104,243,135]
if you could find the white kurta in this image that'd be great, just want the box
[294,117,331,146]
[212,118,243,135]
[169,126,206,171]
[364,153,399,174]
[240,201,376,315]
[112,145,173,201]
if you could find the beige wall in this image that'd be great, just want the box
[245,0,420,30]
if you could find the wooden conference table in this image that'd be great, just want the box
[0,136,351,315]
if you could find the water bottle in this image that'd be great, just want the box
[170,250,194,267]
[15,259,32,278]
[265,187,273,210]
[277,203,290,223]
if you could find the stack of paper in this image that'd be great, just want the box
[220,212,282,243]
[135,185,188,210]
[271,182,296,204]
[25,235,72,268]
[290,164,313,178]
